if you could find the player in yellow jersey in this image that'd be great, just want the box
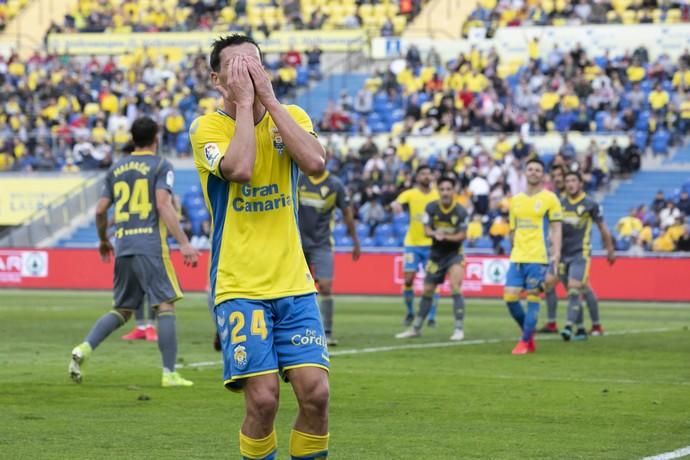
[392,165,440,326]
[505,158,562,355]
[189,36,329,460]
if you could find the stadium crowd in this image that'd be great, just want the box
[58,0,423,37]
[0,46,322,172]
[615,187,690,253]
[463,0,690,37]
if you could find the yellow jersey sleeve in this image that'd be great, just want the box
[189,114,230,180]
[396,189,411,206]
[548,192,563,222]
[285,105,317,137]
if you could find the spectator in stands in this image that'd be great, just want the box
[659,200,682,229]
[676,191,690,216]
[305,46,322,80]
[649,83,670,114]
[676,225,690,251]
[558,133,577,160]
[359,195,387,231]
[380,18,394,37]
[396,136,414,163]
[354,87,373,116]
[617,208,643,244]
[466,214,484,246]
[468,171,490,215]
[651,190,668,214]
[358,136,379,162]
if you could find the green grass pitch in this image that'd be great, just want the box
[1,290,689,459]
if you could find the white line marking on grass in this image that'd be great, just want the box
[179,327,676,369]
[642,445,690,460]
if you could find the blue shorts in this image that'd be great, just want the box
[403,246,431,272]
[215,293,330,392]
[505,262,548,291]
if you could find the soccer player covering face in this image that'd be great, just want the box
[189,35,330,460]
[68,117,200,387]
[298,161,361,347]
[504,158,563,355]
[395,176,469,341]
[558,171,615,341]
[391,165,440,327]
[540,166,611,336]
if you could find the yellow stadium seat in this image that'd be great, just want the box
[329,4,345,17]
[652,8,663,23]
[373,4,387,17]
[541,0,554,14]
[666,9,681,23]
[554,0,566,12]
[552,17,567,26]
[479,0,497,9]
[385,4,399,16]
[433,92,444,106]
[390,122,404,137]
[342,4,357,16]
[606,10,619,22]
[359,4,373,17]
[392,15,407,34]
[221,6,236,22]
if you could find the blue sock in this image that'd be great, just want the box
[522,296,541,341]
[506,300,525,329]
[403,288,414,315]
[428,292,440,321]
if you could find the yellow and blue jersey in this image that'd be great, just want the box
[509,190,563,264]
[190,106,316,303]
[396,187,439,247]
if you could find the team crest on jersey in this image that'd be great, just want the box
[577,205,585,216]
[451,215,458,225]
[233,345,248,370]
[534,201,542,212]
[320,186,329,197]
[271,128,285,155]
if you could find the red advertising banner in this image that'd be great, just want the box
[1,248,689,301]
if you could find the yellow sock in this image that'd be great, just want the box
[239,430,277,460]
[289,429,329,459]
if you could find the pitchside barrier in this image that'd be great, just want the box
[1,248,688,301]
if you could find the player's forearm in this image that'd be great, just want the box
[550,222,562,261]
[264,101,325,175]
[600,224,615,253]
[343,208,360,243]
[96,211,109,243]
[445,231,467,243]
[159,203,191,247]
[220,104,256,183]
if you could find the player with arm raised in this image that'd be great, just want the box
[68,116,199,387]
[190,35,330,460]
[559,171,615,341]
[391,165,440,327]
[504,158,562,355]
[298,166,360,346]
[396,175,469,341]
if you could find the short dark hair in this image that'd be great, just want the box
[131,117,158,148]
[565,171,582,182]
[438,175,457,188]
[551,164,566,176]
[526,157,545,170]
[416,164,431,175]
[210,34,262,72]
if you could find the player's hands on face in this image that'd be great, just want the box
[218,56,254,108]
[435,231,445,241]
[352,240,361,261]
[180,242,200,268]
[99,240,113,263]
[245,56,277,106]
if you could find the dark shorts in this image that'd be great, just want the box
[303,246,334,281]
[113,255,182,309]
[424,252,465,285]
[559,255,591,284]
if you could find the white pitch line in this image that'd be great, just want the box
[642,445,690,460]
[178,327,676,369]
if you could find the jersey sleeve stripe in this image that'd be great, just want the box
[207,174,230,302]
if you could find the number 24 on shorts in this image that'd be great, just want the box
[229,310,268,344]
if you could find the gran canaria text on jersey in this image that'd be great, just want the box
[232,183,293,213]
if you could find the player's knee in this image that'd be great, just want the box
[117,309,134,322]
[568,280,583,291]
[298,379,330,418]
[246,386,280,422]
[157,302,175,313]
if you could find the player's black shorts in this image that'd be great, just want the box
[558,254,591,285]
[303,246,334,281]
[424,252,465,285]
[113,255,182,309]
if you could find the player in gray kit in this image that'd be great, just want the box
[68,116,200,387]
[298,170,360,346]
[559,171,615,341]
[396,175,469,341]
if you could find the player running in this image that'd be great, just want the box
[540,165,607,335]
[68,116,199,387]
[190,35,330,460]
[558,171,616,341]
[298,168,360,346]
[392,165,440,327]
[504,158,562,355]
[395,175,469,341]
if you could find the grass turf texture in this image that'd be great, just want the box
[0,290,689,459]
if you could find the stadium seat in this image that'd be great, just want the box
[335,235,353,247]
[374,223,393,240]
[333,222,347,239]
[651,130,670,155]
[634,131,648,148]
[361,236,376,247]
[355,222,370,239]
[175,132,191,155]
[474,237,493,249]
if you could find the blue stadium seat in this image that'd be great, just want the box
[296,67,309,87]
[651,130,670,155]
[474,237,493,249]
[175,132,190,155]
[635,111,651,131]
[393,213,409,225]
[393,222,409,237]
[361,236,376,247]
[374,223,393,240]
[335,235,353,247]
[615,238,631,251]
[634,131,648,148]
[333,222,347,239]
[500,239,512,254]
[355,222,370,239]
[594,111,607,132]
[379,236,399,247]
